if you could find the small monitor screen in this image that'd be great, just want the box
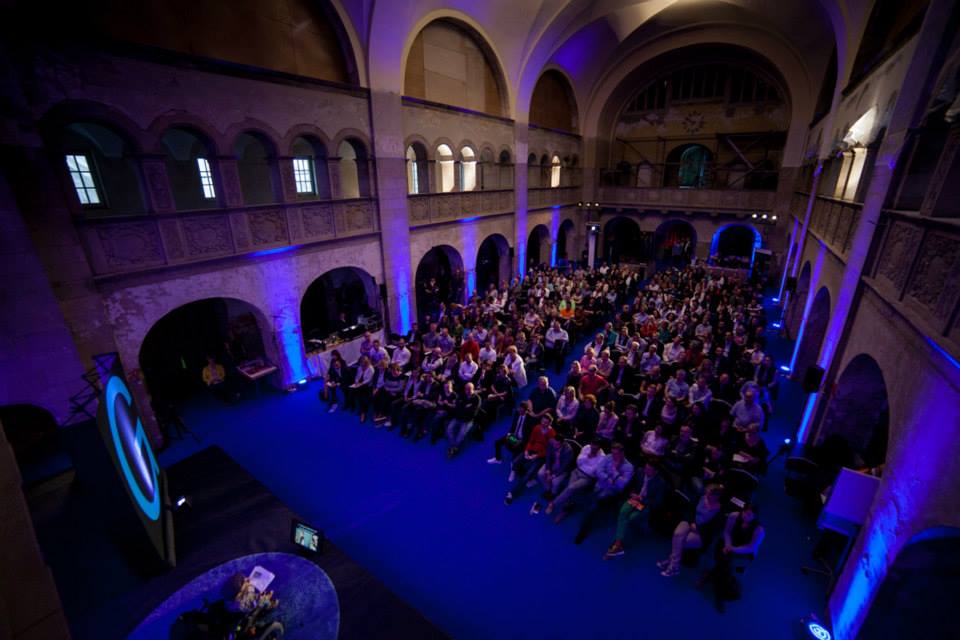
[292,521,321,553]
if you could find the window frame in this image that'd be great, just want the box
[65,152,105,208]
[196,157,218,200]
[292,156,318,195]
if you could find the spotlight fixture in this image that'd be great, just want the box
[772,297,780,303]
[297,378,308,385]
[578,201,583,207]
[173,495,191,512]
[784,438,792,446]
[762,214,768,219]
[593,202,599,207]
[752,213,758,219]
[772,215,778,221]
[779,365,791,372]
[772,322,782,329]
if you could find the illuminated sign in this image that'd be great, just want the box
[104,373,161,521]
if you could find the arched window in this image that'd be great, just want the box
[234,132,277,205]
[406,145,422,195]
[664,144,712,188]
[161,127,218,210]
[291,136,331,199]
[62,122,145,215]
[437,144,455,193]
[527,153,540,188]
[498,150,512,189]
[459,146,476,191]
[550,155,561,188]
[479,148,494,190]
[337,138,370,199]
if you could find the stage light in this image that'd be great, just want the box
[762,214,768,219]
[772,297,780,303]
[174,495,191,511]
[784,438,792,445]
[772,215,778,220]
[752,213,758,219]
[772,322,782,329]
[779,365,791,372]
[297,378,308,385]
[593,202,599,207]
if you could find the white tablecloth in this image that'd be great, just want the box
[305,330,384,379]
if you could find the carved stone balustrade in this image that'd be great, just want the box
[78,198,379,277]
[407,189,514,225]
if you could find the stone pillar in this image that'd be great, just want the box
[277,155,298,203]
[587,229,597,268]
[369,90,414,334]
[0,427,71,640]
[514,123,529,279]
[139,155,176,214]
[328,156,343,200]
[217,156,244,207]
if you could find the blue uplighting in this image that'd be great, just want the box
[772,322,781,329]
[772,297,780,303]
[926,337,960,370]
[461,215,481,222]
[796,392,818,442]
[247,245,300,258]
[297,378,308,385]
[779,365,791,372]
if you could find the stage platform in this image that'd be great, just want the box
[27,446,448,640]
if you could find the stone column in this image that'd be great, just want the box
[277,155,298,203]
[139,155,176,214]
[369,90,414,334]
[217,156,244,208]
[328,156,343,200]
[587,229,597,268]
[513,123,529,279]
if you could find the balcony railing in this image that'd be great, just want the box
[526,186,582,209]
[867,210,960,354]
[809,195,862,259]
[78,198,378,277]
[408,189,514,225]
[600,163,780,191]
[598,185,776,212]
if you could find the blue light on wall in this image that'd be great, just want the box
[789,244,826,373]
[247,245,301,258]
[105,375,161,521]
[796,393,818,442]
[807,621,832,640]
[709,223,762,269]
[550,206,560,267]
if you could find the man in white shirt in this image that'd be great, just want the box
[478,340,498,366]
[457,353,479,387]
[370,339,389,365]
[547,440,607,515]
[391,338,411,370]
[544,320,569,374]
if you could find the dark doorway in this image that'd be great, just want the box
[301,268,379,346]
[415,246,465,324]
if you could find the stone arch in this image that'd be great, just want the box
[817,353,889,468]
[281,125,334,157]
[458,144,478,191]
[475,233,511,295]
[415,245,465,324]
[336,136,372,199]
[710,223,762,269]
[232,130,280,205]
[401,16,511,118]
[556,218,577,264]
[300,267,380,348]
[405,140,429,195]
[859,526,960,639]
[147,114,223,155]
[160,125,221,211]
[38,100,150,153]
[138,296,277,405]
[290,134,332,199]
[664,143,713,188]
[792,285,831,384]
[603,215,648,264]
[58,118,147,215]
[526,224,551,269]
[655,219,697,265]
[786,260,812,340]
[530,68,580,133]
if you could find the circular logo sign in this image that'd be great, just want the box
[106,375,161,521]
[807,622,832,640]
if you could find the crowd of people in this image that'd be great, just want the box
[320,261,775,612]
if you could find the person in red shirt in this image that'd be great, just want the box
[460,331,480,362]
[578,365,610,401]
[505,415,556,504]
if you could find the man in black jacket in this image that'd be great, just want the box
[487,400,534,464]
[446,382,481,458]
